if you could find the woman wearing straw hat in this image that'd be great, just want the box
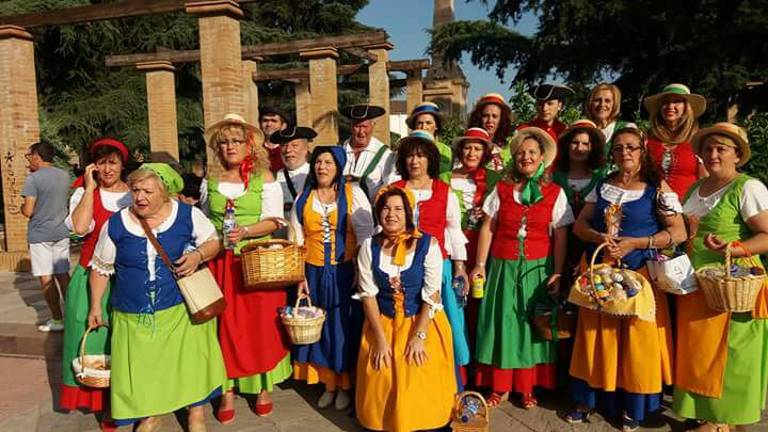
[289,146,374,411]
[644,83,708,199]
[469,127,573,409]
[585,83,637,155]
[355,187,457,432]
[567,127,687,431]
[389,130,470,388]
[446,127,502,353]
[673,122,768,431]
[202,113,288,422]
[406,102,453,175]
[60,138,132,429]
[87,164,226,432]
[467,93,514,171]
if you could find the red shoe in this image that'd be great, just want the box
[253,402,273,417]
[99,420,118,432]
[215,408,235,424]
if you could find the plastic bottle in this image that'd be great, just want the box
[222,200,237,250]
[452,275,467,307]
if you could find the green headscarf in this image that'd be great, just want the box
[519,160,545,205]
[140,163,184,195]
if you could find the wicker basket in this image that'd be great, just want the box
[240,217,306,290]
[281,296,326,345]
[71,325,110,388]
[532,309,576,340]
[450,391,489,432]
[695,243,765,312]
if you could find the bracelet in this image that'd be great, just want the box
[648,235,655,249]
[476,262,486,267]
[195,249,205,263]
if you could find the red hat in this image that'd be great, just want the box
[90,137,129,162]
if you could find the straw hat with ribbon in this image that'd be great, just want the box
[406,102,444,130]
[473,93,511,115]
[373,184,422,266]
[509,126,558,205]
[691,122,751,167]
[204,113,264,147]
[558,119,606,150]
[643,83,707,119]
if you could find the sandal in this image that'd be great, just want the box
[564,409,590,424]
[486,392,507,409]
[693,422,730,432]
[521,393,538,410]
[621,415,640,432]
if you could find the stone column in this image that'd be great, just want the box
[366,42,393,145]
[137,61,179,161]
[406,70,424,115]
[0,25,38,264]
[294,79,312,129]
[242,56,262,126]
[300,47,339,146]
[186,0,244,176]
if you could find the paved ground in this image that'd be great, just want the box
[0,269,767,431]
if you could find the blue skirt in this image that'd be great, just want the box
[292,261,358,373]
[441,259,470,366]
[571,378,662,422]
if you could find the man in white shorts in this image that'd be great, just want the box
[21,141,72,332]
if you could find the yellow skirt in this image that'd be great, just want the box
[355,302,456,432]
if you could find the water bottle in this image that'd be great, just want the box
[452,275,467,308]
[222,201,237,250]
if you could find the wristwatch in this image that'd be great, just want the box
[415,331,427,341]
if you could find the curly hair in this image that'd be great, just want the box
[209,124,270,175]
[467,102,512,146]
[395,138,441,180]
[455,139,492,168]
[555,127,605,173]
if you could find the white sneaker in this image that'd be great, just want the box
[37,319,64,332]
[334,389,351,411]
[318,390,335,409]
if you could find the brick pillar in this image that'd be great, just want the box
[242,56,262,126]
[0,26,38,259]
[186,0,244,176]
[137,61,179,161]
[300,47,339,146]
[294,79,311,128]
[366,43,393,145]
[406,70,424,115]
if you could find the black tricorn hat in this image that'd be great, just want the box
[270,126,318,145]
[529,84,575,102]
[340,104,386,122]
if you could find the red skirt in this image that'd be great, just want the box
[209,251,290,378]
[59,384,106,412]
[475,363,556,394]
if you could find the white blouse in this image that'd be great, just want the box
[66,187,132,234]
[90,200,218,280]
[450,178,477,212]
[289,185,374,247]
[683,179,768,220]
[356,237,444,316]
[585,183,682,215]
[482,186,575,229]
[410,187,468,261]
[342,137,396,200]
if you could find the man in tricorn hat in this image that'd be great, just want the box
[517,83,575,142]
[339,104,395,200]
[259,106,290,172]
[271,125,315,214]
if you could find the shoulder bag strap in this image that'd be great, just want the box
[283,167,298,199]
[137,215,178,280]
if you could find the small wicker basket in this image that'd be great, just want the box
[532,308,576,340]
[450,391,489,432]
[71,325,110,388]
[695,243,765,312]
[281,296,326,345]
[240,217,306,290]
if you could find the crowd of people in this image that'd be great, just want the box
[19,81,768,432]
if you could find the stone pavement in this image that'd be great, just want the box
[0,269,767,431]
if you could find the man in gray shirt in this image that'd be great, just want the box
[21,141,71,332]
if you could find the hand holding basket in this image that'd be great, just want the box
[72,325,111,388]
[240,217,306,290]
[695,242,766,312]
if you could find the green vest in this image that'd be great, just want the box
[551,170,603,209]
[436,139,454,177]
[207,174,270,254]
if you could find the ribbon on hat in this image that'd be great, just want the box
[519,161,545,206]
[238,135,257,189]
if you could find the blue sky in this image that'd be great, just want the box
[356,0,538,103]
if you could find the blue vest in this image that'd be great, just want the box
[588,181,660,270]
[371,234,431,318]
[109,203,193,313]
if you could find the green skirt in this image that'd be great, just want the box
[475,256,555,368]
[110,303,227,420]
[673,313,768,425]
[61,265,111,387]
[225,354,292,394]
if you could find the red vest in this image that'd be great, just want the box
[647,138,699,200]
[393,179,450,258]
[79,189,115,268]
[490,181,560,260]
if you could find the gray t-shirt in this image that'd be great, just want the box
[21,166,71,243]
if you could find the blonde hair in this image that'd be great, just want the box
[209,124,270,175]
[649,99,698,144]
[127,168,171,201]
[585,83,622,127]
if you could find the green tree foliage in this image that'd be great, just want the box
[431,0,768,121]
[0,0,372,169]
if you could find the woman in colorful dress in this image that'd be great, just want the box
[406,102,453,175]
[584,83,637,156]
[644,83,708,199]
[447,127,502,353]
[673,122,768,432]
[61,138,131,429]
[470,126,573,409]
[203,114,288,422]
[467,93,513,171]
[567,127,687,431]
[289,146,374,410]
[389,130,470,386]
[88,164,226,432]
[355,187,456,432]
